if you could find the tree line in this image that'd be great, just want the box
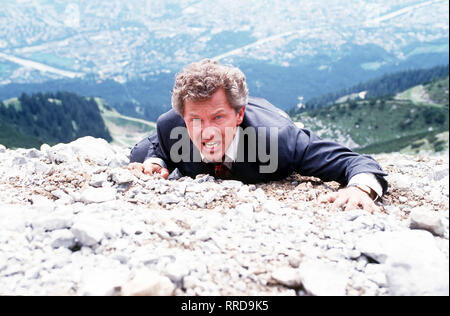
[0,91,111,147]
[0,73,174,122]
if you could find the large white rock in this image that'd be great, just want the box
[71,221,105,247]
[80,267,130,296]
[262,199,284,215]
[253,188,267,202]
[0,204,34,233]
[235,203,254,220]
[121,270,176,296]
[109,168,134,184]
[89,173,108,188]
[32,160,53,175]
[298,260,350,296]
[164,262,192,283]
[50,229,76,249]
[409,207,445,236]
[428,166,449,181]
[30,195,56,214]
[46,136,115,166]
[31,215,73,232]
[80,187,116,204]
[271,267,302,288]
[357,230,449,296]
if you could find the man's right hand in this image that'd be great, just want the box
[127,161,169,179]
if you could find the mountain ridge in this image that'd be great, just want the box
[293,76,449,154]
[0,92,155,149]
[297,64,449,111]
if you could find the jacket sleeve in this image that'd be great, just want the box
[292,127,388,194]
[129,110,186,172]
[129,127,176,173]
[129,132,160,163]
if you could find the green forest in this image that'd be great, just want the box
[0,91,111,148]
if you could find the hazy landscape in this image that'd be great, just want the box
[0,0,448,119]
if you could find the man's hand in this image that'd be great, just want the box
[127,161,169,179]
[320,187,380,213]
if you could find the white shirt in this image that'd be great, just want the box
[199,127,240,170]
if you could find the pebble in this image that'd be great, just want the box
[50,229,77,249]
[271,267,302,288]
[31,215,73,232]
[109,168,134,184]
[79,187,117,204]
[33,160,52,175]
[121,270,176,296]
[429,167,449,181]
[299,260,350,296]
[80,267,129,296]
[0,137,448,296]
[409,207,445,236]
[253,188,267,202]
[90,173,108,188]
[71,220,105,246]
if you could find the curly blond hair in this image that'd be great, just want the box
[171,59,248,115]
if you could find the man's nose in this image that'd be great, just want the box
[201,124,219,140]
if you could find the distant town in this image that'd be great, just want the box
[0,0,448,85]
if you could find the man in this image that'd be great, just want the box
[129,59,388,213]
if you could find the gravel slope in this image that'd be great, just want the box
[0,137,448,296]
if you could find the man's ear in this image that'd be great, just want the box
[236,106,246,125]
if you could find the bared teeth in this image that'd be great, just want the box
[204,141,219,148]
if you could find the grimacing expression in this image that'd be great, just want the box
[183,88,245,162]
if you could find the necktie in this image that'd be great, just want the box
[214,162,232,179]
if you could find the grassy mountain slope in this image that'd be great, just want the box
[293,77,449,154]
[299,65,449,111]
[0,93,155,149]
[95,98,155,148]
[395,76,449,106]
[0,91,113,149]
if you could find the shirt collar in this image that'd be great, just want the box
[200,127,240,164]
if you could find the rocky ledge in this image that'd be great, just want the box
[0,137,448,296]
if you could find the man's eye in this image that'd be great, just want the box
[215,115,223,120]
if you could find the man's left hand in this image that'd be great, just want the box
[320,187,380,213]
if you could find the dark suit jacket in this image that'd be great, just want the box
[130,97,388,193]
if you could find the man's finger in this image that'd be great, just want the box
[319,192,337,203]
[160,168,169,179]
[331,195,349,211]
[127,162,143,171]
[362,198,380,214]
[344,198,360,211]
[142,166,154,175]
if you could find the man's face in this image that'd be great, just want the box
[183,88,245,162]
